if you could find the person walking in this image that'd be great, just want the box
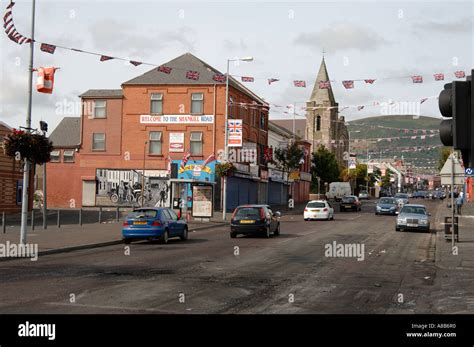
[456,191,464,215]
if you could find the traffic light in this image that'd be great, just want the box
[438,70,474,167]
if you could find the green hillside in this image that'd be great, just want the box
[347,115,444,173]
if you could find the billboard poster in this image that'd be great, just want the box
[349,155,357,169]
[192,185,213,218]
[169,133,184,152]
[227,119,243,147]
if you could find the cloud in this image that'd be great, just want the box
[294,23,388,53]
[412,17,473,35]
[222,38,247,51]
[89,19,197,58]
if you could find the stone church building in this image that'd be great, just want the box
[272,58,349,168]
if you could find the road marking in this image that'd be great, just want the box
[45,301,179,313]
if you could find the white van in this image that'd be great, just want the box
[326,182,351,201]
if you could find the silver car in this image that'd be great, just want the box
[395,204,430,232]
[394,193,409,208]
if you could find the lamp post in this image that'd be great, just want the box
[20,0,37,245]
[40,121,48,229]
[141,141,148,207]
[222,56,253,221]
[348,130,361,195]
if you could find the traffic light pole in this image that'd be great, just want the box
[451,151,455,248]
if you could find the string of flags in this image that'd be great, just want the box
[3,0,468,92]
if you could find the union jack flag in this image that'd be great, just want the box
[294,80,306,87]
[203,153,216,167]
[364,79,376,84]
[228,120,242,134]
[268,78,279,85]
[212,74,226,82]
[241,76,254,82]
[342,80,354,89]
[411,75,423,83]
[157,65,172,74]
[186,70,200,80]
[433,73,444,81]
[40,43,56,54]
[100,55,113,62]
[318,80,330,89]
[130,61,142,66]
[454,70,465,78]
[180,152,191,170]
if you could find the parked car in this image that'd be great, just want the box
[395,204,431,232]
[379,190,392,198]
[375,197,399,215]
[304,200,334,221]
[340,195,362,212]
[326,182,352,201]
[122,207,188,244]
[230,205,280,238]
[358,190,369,200]
[394,193,409,207]
[412,191,428,199]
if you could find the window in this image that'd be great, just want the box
[260,112,266,129]
[63,150,75,163]
[50,150,60,162]
[191,93,204,114]
[150,93,163,114]
[316,116,321,131]
[93,100,106,118]
[92,133,106,151]
[167,209,178,221]
[149,131,162,155]
[190,131,203,155]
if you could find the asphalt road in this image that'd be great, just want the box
[0,200,444,314]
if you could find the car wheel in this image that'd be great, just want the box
[124,238,131,244]
[395,227,400,232]
[230,232,237,238]
[274,223,280,236]
[161,230,169,244]
[180,227,188,241]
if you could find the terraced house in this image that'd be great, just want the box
[46,53,272,214]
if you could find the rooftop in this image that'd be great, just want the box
[49,117,81,148]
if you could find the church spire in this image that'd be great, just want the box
[309,57,336,105]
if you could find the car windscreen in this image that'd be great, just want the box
[234,207,262,219]
[127,209,158,219]
[342,197,355,203]
[395,194,408,199]
[306,202,326,208]
[379,198,395,204]
[401,206,426,215]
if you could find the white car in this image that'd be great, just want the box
[304,200,334,221]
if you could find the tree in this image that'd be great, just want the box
[311,145,340,193]
[273,141,304,174]
[368,168,381,187]
[381,169,392,189]
[340,163,368,193]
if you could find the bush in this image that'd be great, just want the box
[215,162,236,177]
[3,129,53,164]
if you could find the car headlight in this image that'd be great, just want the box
[397,218,406,224]
[419,219,428,225]
[376,206,381,210]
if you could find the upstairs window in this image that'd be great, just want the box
[92,133,106,151]
[191,93,204,114]
[316,116,321,131]
[93,100,106,118]
[50,150,60,162]
[63,150,75,163]
[190,131,203,155]
[149,131,162,155]
[150,93,163,114]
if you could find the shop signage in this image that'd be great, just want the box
[140,115,214,124]
[169,133,184,152]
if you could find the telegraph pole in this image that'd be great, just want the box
[20,0,37,245]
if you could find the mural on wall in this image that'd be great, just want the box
[96,169,170,207]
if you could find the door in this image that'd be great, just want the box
[167,208,184,236]
[161,209,176,236]
[82,180,96,207]
[266,207,277,232]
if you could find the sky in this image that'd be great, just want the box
[1,0,473,132]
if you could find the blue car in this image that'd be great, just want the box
[122,208,188,244]
[375,197,399,215]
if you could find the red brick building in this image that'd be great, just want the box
[0,121,33,214]
[47,53,270,212]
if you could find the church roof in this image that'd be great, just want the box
[309,58,336,105]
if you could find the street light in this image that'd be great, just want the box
[40,121,48,229]
[348,130,361,195]
[222,56,253,221]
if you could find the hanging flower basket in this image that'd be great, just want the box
[3,129,54,164]
[215,162,236,177]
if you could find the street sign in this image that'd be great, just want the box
[440,153,465,185]
[465,168,474,176]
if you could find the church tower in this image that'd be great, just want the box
[306,58,349,168]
